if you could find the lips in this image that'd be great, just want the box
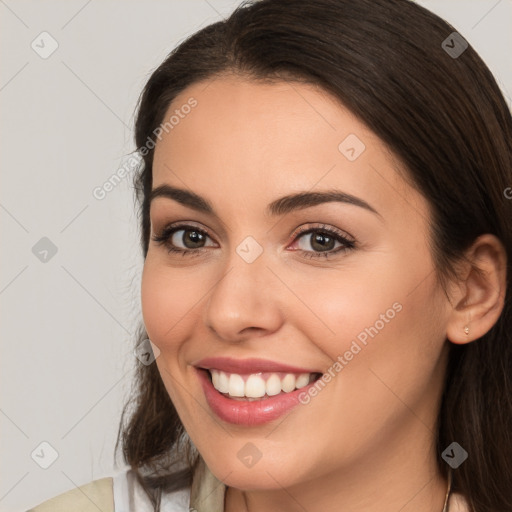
[194,357,322,425]
[195,357,320,375]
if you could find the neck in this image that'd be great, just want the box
[226,469,448,512]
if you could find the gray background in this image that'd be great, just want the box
[1,1,510,510]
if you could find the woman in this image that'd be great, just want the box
[27,0,511,511]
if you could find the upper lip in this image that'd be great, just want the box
[194,357,319,375]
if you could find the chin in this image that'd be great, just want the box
[201,449,308,491]
[213,466,293,490]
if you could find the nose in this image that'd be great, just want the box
[202,247,284,342]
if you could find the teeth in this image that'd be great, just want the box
[266,374,282,396]
[229,373,245,397]
[211,369,220,389]
[208,370,314,398]
[245,374,267,398]
[217,370,229,393]
[210,369,229,393]
[296,373,310,388]
[281,373,296,392]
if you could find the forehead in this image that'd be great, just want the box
[151,76,426,222]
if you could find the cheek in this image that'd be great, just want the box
[140,261,201,350]
[298,255,443,382]
[140,262,200,410]
[292,269,401,361]
[326,272,446,417]
[291,273,444,455]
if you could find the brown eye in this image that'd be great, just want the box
[151,223,216,256]
[291,224,356,260]
[299,232,338,252]
[172,228,208,249]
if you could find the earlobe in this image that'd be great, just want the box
[446,316,473,345]
[445,234,507,345]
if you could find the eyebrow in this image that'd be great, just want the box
[149,184,382,219]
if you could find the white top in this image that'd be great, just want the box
[112,469,191,512]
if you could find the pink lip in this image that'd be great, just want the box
[194,361,321,426]
[194,356,318,374]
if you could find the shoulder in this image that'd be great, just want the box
[26,476,114,512]
[26,469,191,512]
[449,491,471,512]
[113,468,191,511]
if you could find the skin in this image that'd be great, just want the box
[141,75,507,512]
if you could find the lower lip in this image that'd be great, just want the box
[196,368,316,426]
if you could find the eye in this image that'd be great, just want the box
[151,223,215,256]
[289,224,356,260]
[151,222,356,260]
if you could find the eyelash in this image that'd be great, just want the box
[151,223,356,260]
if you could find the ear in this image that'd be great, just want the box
[446,234,507,345]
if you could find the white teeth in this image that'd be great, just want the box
[217,370,229,393]
[295,373,310,388]
[208,370,315,398]
[210,369,229,393]
[266,374,282,396]
[281,373,296,392]
[211,369,220,389]
[228,373,245,397]
[245,374,267,398]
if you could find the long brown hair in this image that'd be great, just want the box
[114,1,512,510]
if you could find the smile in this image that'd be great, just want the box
[194,357,323,425]
[208,369,319,400]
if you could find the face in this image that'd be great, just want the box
[141,75,451,491]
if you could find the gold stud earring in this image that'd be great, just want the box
[464,326,469,335]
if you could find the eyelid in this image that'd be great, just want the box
[288,223,355,245]
[152,220,216,240]
[150,208,230,240]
